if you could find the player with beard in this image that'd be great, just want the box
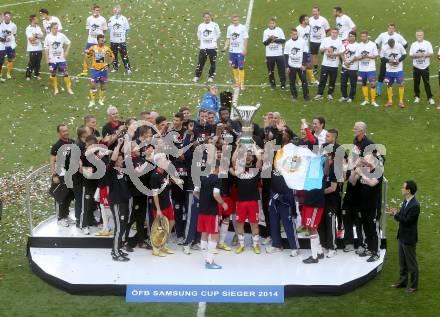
[308,7,330,76]
[382,38,407,108]
[79,5,107,76]
[231,144,263,254]
[339,31,358,103]
[108,5,131,74]
[0,12,16,79]
[296,14,318,85]
[194,11,220,83]
[284,28,310,102]
[194,160,228,269]
[50,124,76,227]
[223,15,249,90]
[314,28,344,101]
[263,17,286,90]
[355,31,379,107]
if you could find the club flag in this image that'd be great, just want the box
[274,143,325,190]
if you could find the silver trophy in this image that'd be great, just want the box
[231,88,261,144]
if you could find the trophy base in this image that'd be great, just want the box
[238,137,254,145]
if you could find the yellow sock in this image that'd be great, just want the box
[64,76,71,90]
[362,86,369,101]
[371,88,376,102]
[387,87,393,102]
[90,89,97,101]
[6,61,13,74]
[50,76,58,90]
[239,69,245,86]
[306,69,315,82]
[232,68,239,84]
[99,90,105,100]
[398,86,404,102]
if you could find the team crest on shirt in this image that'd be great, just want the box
[112,23,122,31]
[416,49,425,54]
[231,32,240,40]
[360,50,370,57]
[346,50,356,58]
[91,24,100,31]
[281,155,301,173]
[312,25,321,33]
[52,41,61,49]
[330,46,337,51]
[389,52,399,59]
[202,29,212,37]
[290,47,301,55]
[336,23,342,30]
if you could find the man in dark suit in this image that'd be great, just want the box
[388,180,420,293]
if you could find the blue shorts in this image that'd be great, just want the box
[49,62,68,75]
[91,68,108,84]
[358,71,376,84]
[229,52,245,69]
[304,52,311,64]
[385,71,404,85]
[5,47,15,60]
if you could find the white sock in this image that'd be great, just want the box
[310,234,318,259]
[252,235,260,247]
[231,214,239,234]
[238,234,245,247]
[207,241,217,264]
[316,235,323,254]
[201,240,208,261]
[101,205,109,231]
[220,221,229,244]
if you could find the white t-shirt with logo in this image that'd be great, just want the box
[382,43,406,72]
[336,15,355,41]
[284,37,308,68]
[25,25,44,51]
[320,36,344,68]
[409,40,433,70]
[309,16,330,44]
[375,32,407,49]
[42,16,62,34]
[197,21,221,49]
[262,27,285,56]
[86,15,107,44]
[44,32,71,63]
[108,15,130,43]
[227,24,249,54]
[343,42,359,70]
[296,24,310,51]
[0,21,17,49]
[356,41,379,72]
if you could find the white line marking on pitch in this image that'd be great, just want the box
[0,0,47,8]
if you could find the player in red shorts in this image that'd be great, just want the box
[194,161,228,269]
[302,186,326,263]
[150,153,175,257]
[231,144,263,254]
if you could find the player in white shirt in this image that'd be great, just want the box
[79,5,107,76]
[193,11,220,83]
[44,22,73,95]
[355,31,379,107]
[263,17,286,89]
[409,30,434,105]
[333,6,356,44]
[284,28,310,101]
[297,14,318,85]
[309,7,330,75]
[222,15,249,90]
[339,31,359,103]
[0,12,17,79]
[375,23,408,96]
[25,15,44,80]
[381,39,407,108]
[0,12,5,82]
[39,8,62,34]
[314,29,344,101]
[108,5,131,74]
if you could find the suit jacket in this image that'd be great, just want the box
[395,197,420,245]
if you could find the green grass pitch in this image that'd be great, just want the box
[0,0,439,316]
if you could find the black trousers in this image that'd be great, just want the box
[260,178,271,238]
[318,65,338,95]
[398,240,419,289]
[266,55,286,87]
[288,67,309,98]
[54,177,74,220]
[73,183,83,226]
[343,207,364,247]
[413,67,433,99]
[125,195,148,245]
[79,185,98,228]
[318,205,337,250]
[195,48,217,78]
[361,207,378,254]
[110,202,129,254]
[378,58,386,83]
[110,42,131,70]
[26,51,42,77]
[341,68,358,99]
